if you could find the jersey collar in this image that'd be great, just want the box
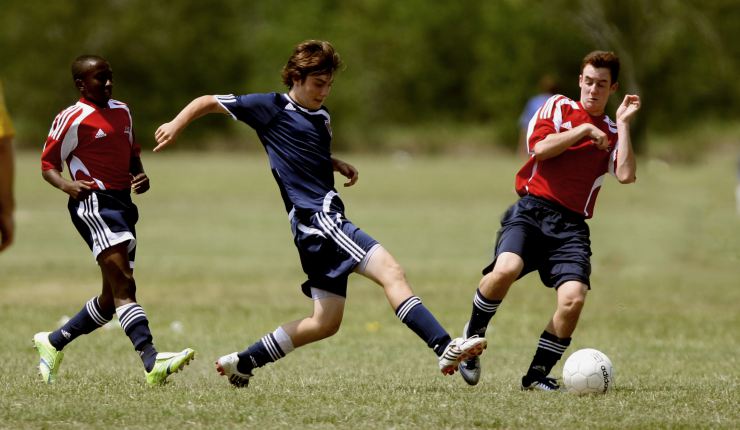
[282,94,329,119]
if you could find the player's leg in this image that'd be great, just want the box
[456,252,523,385]
[521,280,588,391]
[99,243,194,384]
[466,251,523,338]
[282,290,345,347]
[216,292,345,387]
[522,203,591,391]
[357,245,487,375]
[42,277,116,351]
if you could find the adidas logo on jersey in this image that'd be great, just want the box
[95,129,107,139]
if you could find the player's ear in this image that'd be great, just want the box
[609,81,619,94]
[75,78,85,92]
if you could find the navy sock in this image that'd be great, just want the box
[236,333,286,374]
[116,303,158,372]
[523,330,571,383]
[466,289,501,338]
[49,297,114,350]
[395,296,452,357]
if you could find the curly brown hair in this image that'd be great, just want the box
[281,40,343,88]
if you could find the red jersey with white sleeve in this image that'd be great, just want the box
[516,94,618,218]
[41,98,141,191]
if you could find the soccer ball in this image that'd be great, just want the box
[562,348,614,395]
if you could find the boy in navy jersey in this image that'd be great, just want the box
[459,51,641,390]
[34,55,195,385]
[154,40,486,387]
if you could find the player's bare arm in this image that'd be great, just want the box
[42,168,95,200]
[129,156,150,194]
[154,95,229,152]
[614,94,640,184]
[331,157,358,187]
[533,123,607,160]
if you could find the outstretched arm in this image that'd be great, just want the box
[614,94,640,184]
[332,157,359,187]
[153,95,228,152]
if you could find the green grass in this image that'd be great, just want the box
[1,150,738,429]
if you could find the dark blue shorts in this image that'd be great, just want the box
[482,195,592,289]
[67,190,138,266]
[291,210,379,298]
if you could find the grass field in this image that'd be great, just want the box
[1,150,738,429]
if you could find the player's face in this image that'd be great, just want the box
[290,73,333,110]
[579,64,617,116]
[77,60,113,108]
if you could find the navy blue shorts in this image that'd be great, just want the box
[482,195,592,289]
[291,210,379,298]
[67,190,138,266]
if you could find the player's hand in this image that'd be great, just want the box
[153,122,179,152]
[616,94,641,124]
[64,180,95,200]
[332,158,359,187]
[587,125,609,151]
[131,173,150,194]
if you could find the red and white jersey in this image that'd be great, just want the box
[516,94,619,218]
[41,98,141,191]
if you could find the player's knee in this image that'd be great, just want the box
[488,267,518,287]
[315,317,341,338]
[560,295,586,316]
[102,265,136,298]
[384,260,407,284]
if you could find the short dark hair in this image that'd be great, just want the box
[581,51,620,84]
[281,40,342,88]
[71,55,108,81]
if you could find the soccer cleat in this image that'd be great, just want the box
[32,332,64,384]
[521,375,561,391]
[439,335,487,376]
[145,348,196,385]
[215,352,252,388]
[458,322,482,386]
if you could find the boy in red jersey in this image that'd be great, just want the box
[33,55,195,385]
[459,51,641,390]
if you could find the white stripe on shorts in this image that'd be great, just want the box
[315,212,366,262]
[73,193,136,261]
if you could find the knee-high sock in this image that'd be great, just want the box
[116,303,158,372]
[465,289,501,338]
[49,297,113,350]
[236,327,295,374]
[395,296,452,356]
[523,330,571,383]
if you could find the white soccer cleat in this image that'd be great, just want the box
[458,322,482,385]
[439,335,487,375]
[215,352,252,388]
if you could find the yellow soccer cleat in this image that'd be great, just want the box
[145,348,196,385]
[33,332,64,384]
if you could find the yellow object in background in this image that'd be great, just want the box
[0,81,15,139]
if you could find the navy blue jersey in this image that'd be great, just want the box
[216,93,342,216]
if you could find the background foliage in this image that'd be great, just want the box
[1,0,738,155]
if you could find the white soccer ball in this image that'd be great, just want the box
[562,348,614,395]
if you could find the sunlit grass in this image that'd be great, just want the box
[1,150,738,429]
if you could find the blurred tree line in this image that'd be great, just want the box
[1,0,737,155]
